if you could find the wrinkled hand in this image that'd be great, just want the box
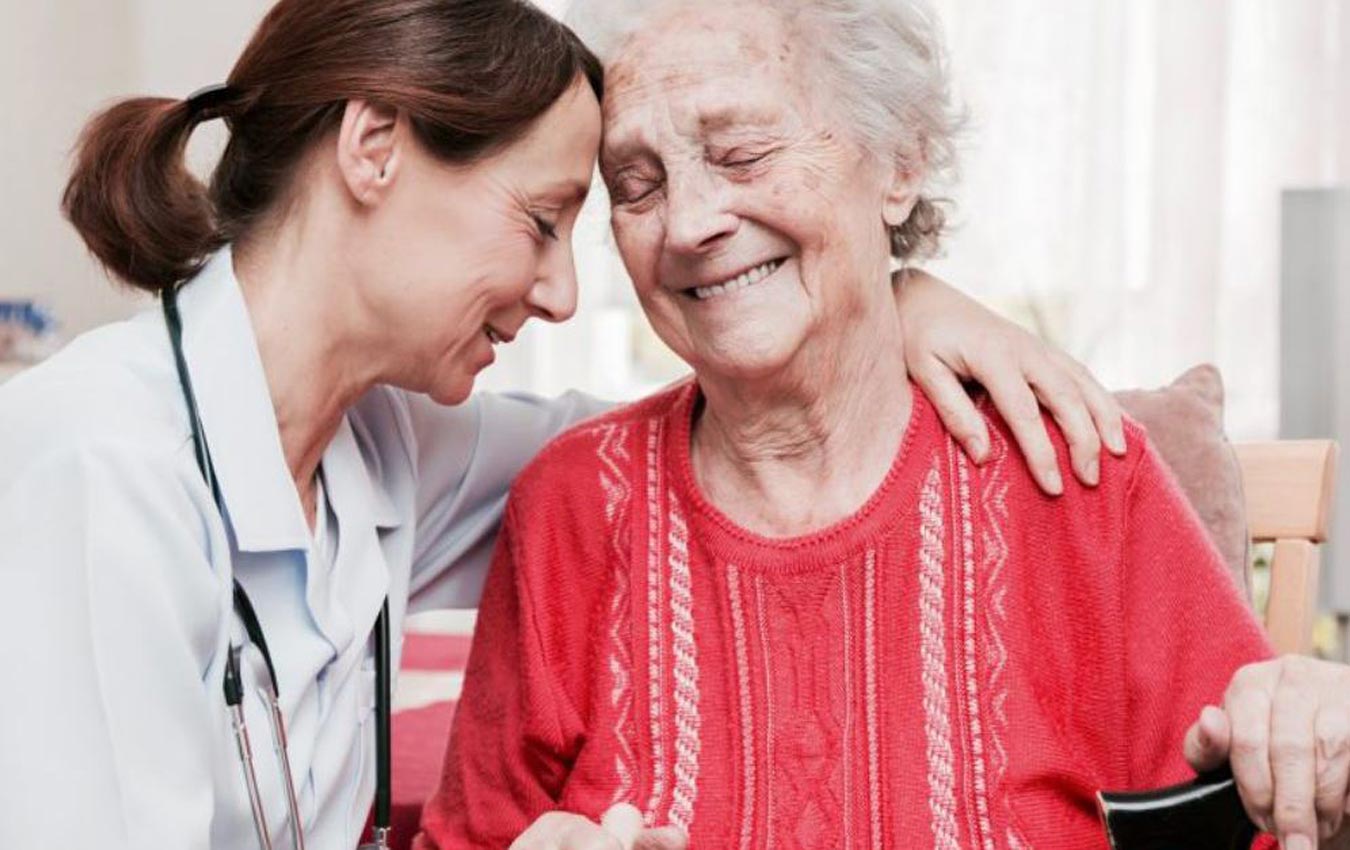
[896,269,1125,495]
[1184,656,1350,848]
[510,804,688,850]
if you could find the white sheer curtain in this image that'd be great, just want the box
[495,0,1349,440]
[926,0,1348,438]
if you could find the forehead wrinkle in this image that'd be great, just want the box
[605,61,787,156]
[600,1,861,178]
[604,5,826,129]
[607,1,792,90]
[602,58,709,163]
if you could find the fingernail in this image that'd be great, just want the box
[1045,468,1064,496]
[1083,456,1100,486]
[967,435,988,463]
[1284,834,1312,850]
[1108,430,1127,455]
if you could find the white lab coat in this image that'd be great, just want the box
[0,248,610,848]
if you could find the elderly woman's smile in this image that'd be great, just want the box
[683,257,786,302]
[601,2,911,380]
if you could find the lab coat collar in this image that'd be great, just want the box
[310,412,395,647]
[323,412,402,533]
[176,247,401,553]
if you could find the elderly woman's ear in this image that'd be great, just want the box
[881,163,923,230]
[894,270,1127,495]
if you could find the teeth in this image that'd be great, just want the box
[691,259,783,301]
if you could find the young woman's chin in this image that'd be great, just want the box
[416,336,498,405]
[424,369,478,406]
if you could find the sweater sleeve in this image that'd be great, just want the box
[1119,438,1275,789]
[414,498,584,850]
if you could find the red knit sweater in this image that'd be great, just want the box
[416,382,1275,850]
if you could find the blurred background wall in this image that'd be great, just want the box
[0,0,278,336]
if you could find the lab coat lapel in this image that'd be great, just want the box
[315,414,394,661]
[176,247,310,554]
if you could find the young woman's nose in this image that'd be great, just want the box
[526,241,579,323]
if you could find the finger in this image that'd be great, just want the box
[912,357,991,463]
[1065,358,1126,457]
[600,804,644,849]
[1092,410,1127,459]
[1026,357,1102,487]
[632,826,689,850]
[558,821,624,850]
[1314,706,1350,839]
[968,356,1063,495]
[1185,705,1232,772]
[1226,683,1276,832]
[1269,675,1320,846]
[512,813,604,850]
[511,812,567,849]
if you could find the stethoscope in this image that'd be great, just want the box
[162,286,392,850]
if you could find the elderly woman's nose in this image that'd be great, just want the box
[663,170,739,254]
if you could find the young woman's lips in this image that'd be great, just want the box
[470,327,497,370]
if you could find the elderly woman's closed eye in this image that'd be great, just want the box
[413,3,1330,850]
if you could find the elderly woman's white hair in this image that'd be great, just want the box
[565,0,963,261]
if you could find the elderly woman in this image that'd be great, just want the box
[416,2,1350,849]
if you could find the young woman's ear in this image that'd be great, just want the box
[335,99,401,205]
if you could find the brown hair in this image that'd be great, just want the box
[62,0,603,294]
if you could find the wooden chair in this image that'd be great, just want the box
[1234,440,1340,655]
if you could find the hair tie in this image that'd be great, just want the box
[185,83,235,121]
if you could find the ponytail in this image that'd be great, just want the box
[62,97,222,294]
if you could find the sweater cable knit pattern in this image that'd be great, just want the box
[839,562,854,850]
[597,422,637,806]
[919,459,960,850]
[667,493,701,832]
[753,578,777,843]
[972,419,1031,849]
[954,446,996,850]
[726,564,757,850]
[863,549,882,850]
[644,419,668,824]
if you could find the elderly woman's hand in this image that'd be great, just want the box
[1184,656,1350,848]
[895,269,1126,495]
[511,804,688,850]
